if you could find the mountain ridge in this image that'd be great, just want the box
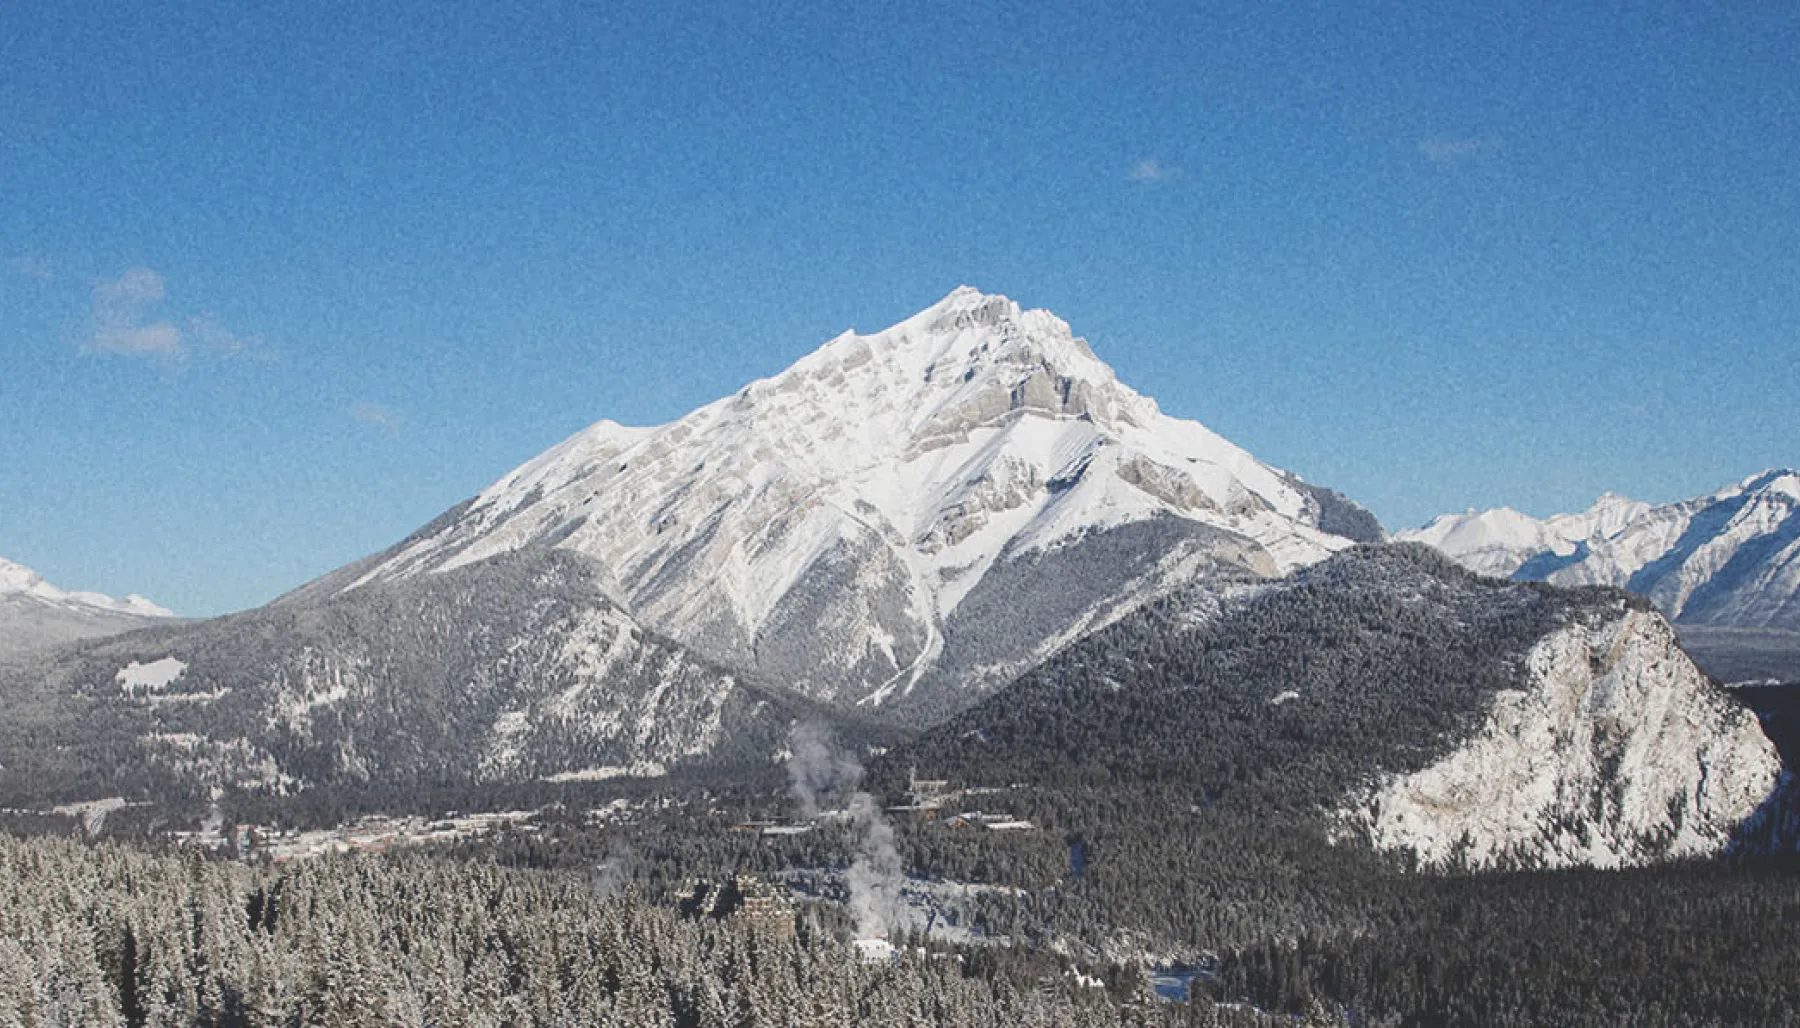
[0,555,174,660]
[1402,469,1800,633]
[0,548,852,810]
[889,543,1780,870]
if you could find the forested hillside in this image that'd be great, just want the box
[886,544,1773,868]
[0,549,862,815]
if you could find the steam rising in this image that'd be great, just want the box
[786,721,860,817]
[846,792,903,940]
[785,723,903,941]
[590,842,638,900]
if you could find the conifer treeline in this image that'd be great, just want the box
[0,833,1306,1028]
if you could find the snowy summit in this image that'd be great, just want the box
[304,287,1378,711]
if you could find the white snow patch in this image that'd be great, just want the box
[116,657,187,696]
[51,797,135,835]
[542,762,667,783]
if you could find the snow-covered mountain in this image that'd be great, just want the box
[293,287,1378,715]
[0,550,839,806]
[1401,470,1800,631]
[0,555,173,660]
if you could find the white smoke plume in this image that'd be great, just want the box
[784,723,904,941]
[786,721,862,817]
[847,791,904,941]
[590,842,639,900]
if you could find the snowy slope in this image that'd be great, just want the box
[0,550,833,806]
[1400,470,1800,631]
[305,287,1372,713]
[0,555,173,660]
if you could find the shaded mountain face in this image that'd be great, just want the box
[290,287,1375,715]
[892,545,1779,870]
[1676,625,1800,685]
[1402,470,1800,632]
[0,550,827,810]
[0,556,174,661]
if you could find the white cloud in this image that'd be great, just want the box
[1418,136,1497,164]
[1128,158,1174,183]
[94,266,165,315]
[84,268,184,358]
[90,322,185,357]
[81,267,261,360]
[187,312,249,356]
[349,401,401,432]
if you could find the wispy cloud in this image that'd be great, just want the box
[6,256,55,280]
[1418,136,1498,165]
[187,312,251,356]
[86,268,185,358]
[349,401,401,433]
[81,267,262,360]
[1128,158,1175,183]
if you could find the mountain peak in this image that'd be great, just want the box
[329,289,1367,709]
[762,288,1138,447]
[1740,468,1800,502]
[920,283,1015,322]
[0,556,45,595]
[820,286,1104,371]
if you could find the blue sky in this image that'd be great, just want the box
[3,0,1797,615]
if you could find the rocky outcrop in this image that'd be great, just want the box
[1339,609,1780,869]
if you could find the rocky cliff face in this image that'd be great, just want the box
[1338,608,1781,869]
[293,287,1372,715]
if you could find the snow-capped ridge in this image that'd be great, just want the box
[1741,468,1800,503]
[1401,468,1800,633]
[0,554,174,659]
[0,555,174,618]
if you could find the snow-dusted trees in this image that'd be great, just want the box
[0,833,1273,1027]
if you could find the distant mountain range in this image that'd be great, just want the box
[0,556,173,661]
[1401,470,1800,681]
